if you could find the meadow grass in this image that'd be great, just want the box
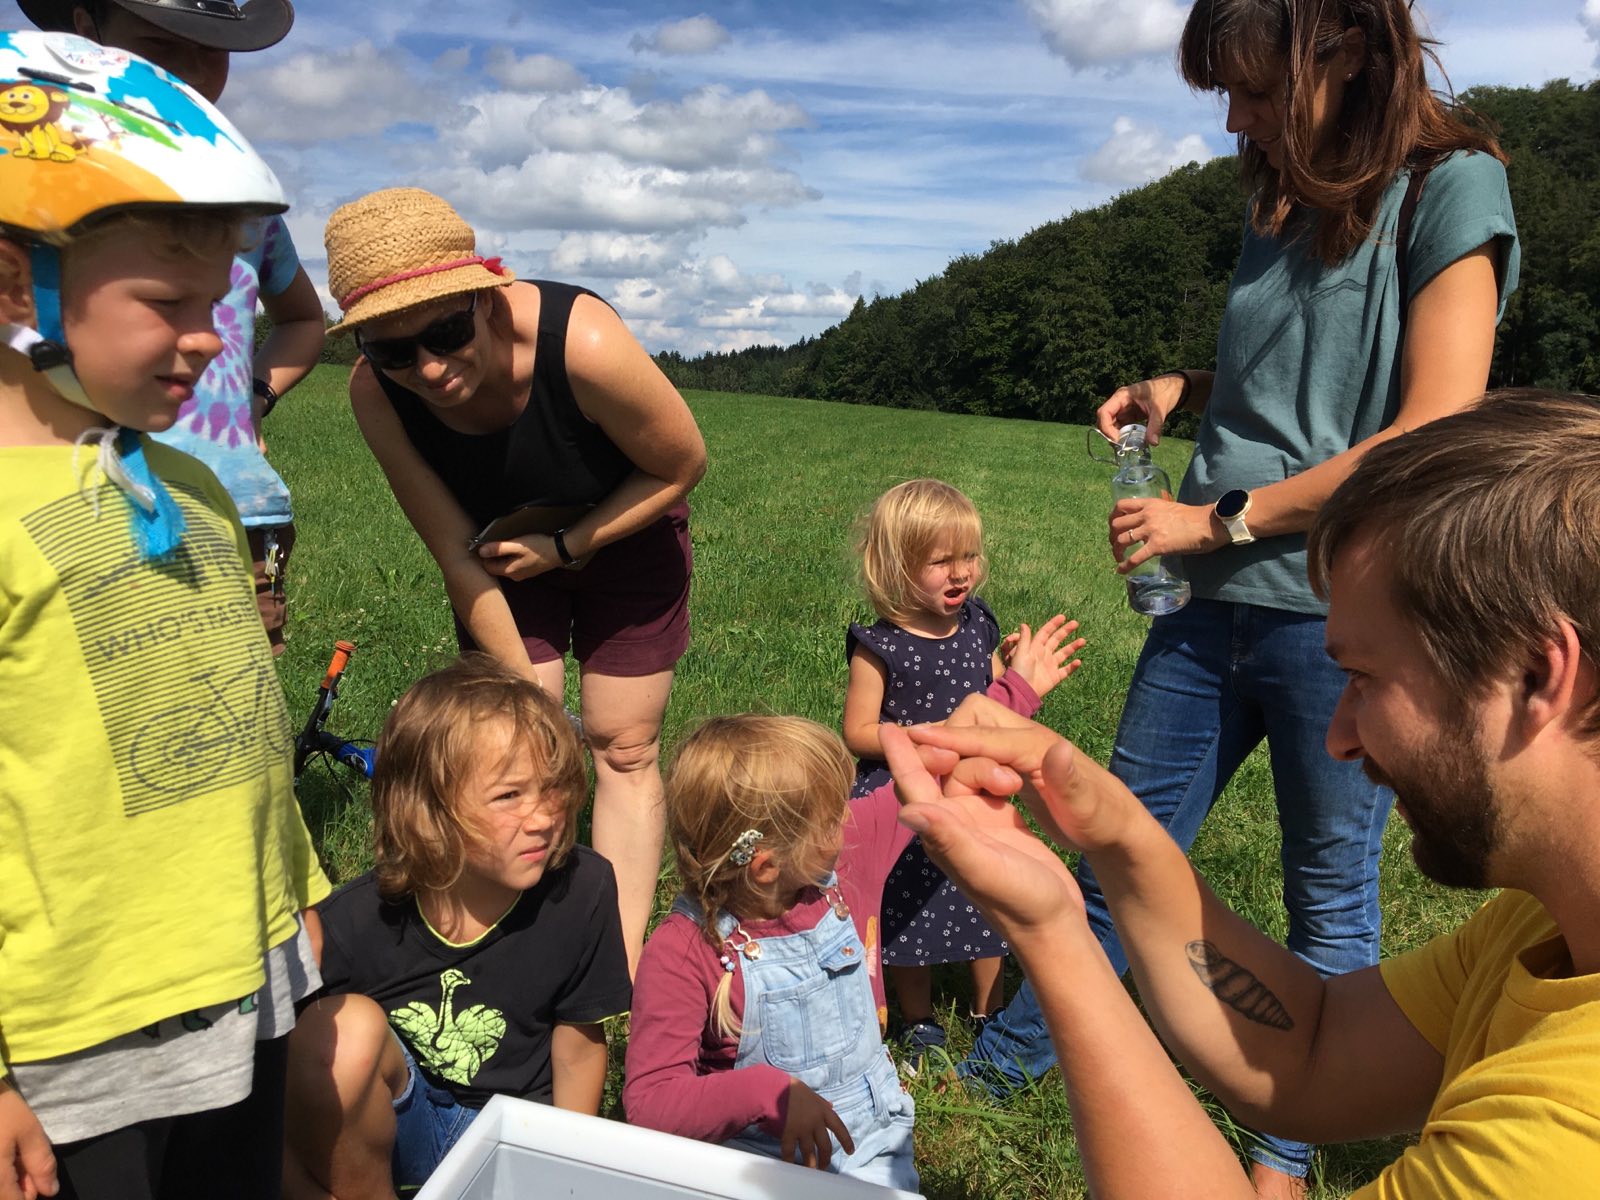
[270,366,1483,1199]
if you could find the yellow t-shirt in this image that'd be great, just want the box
[0,440,329,1069]
[1356,890,1600,1198]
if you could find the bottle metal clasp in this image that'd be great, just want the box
[1086,426,1120,465]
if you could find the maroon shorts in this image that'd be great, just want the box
[456,504,692,677]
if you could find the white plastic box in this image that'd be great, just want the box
[417,1094,926,1200]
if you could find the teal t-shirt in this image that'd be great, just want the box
[1179,150,1520,614]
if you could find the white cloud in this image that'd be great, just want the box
[437,80,817,236]
[443,153,816,235]
[1024,0,1187,69]
[484,47,586,93]
[1584,0,1600,62]
[600,252,855,354]
[229,42,819,244]
[1080,116,1213,184]
[701,255,745,294]
[469,85,809,171]
[761,288,854,317]
[220,41,469,144]
[629,15,732,57]
[211,21,841,352]
[548,232,682,278]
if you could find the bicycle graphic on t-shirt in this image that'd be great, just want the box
[127,657,286,808]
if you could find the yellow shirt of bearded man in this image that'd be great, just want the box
[1357,889,1600,1197]
[0,439,329,1070]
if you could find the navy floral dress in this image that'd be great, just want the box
[847,596,1008,965]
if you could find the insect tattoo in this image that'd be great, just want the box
[1185,941,1295,1031]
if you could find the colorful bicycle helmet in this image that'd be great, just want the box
[0,28,286,408]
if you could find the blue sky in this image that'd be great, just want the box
[3,0,1597,354]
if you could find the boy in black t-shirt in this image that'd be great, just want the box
[284,656,631,1197]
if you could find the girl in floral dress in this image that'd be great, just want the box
[842,479,1084,1066]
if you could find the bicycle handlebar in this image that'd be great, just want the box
[301,730,376,779]
[321,640,356,691]
[295,639,362,781]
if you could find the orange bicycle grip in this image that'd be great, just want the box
[321,640,356,690]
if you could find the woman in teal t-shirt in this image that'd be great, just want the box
[961,0,1520,1192]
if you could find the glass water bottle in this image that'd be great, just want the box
[1091,424,1191,617]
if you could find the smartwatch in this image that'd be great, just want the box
[1213,488,1255,545]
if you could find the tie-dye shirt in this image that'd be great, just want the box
[151,215,300,528]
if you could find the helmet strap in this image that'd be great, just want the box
[0,244,96,411]
[6,246,189,561]
[69,425,190,563]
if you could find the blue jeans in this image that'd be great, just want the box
[390,1041,479,1193]
[959,599,1392,1176]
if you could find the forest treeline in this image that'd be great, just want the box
[655,79,1600,422]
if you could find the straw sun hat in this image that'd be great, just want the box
[324,188,515,335]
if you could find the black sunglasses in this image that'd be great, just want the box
[357,294,479,371]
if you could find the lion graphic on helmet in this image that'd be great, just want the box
[0,80,79,162]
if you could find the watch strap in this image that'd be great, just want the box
[1214,490,1256,545]
[252,376,280,418]
[552,527,577,566]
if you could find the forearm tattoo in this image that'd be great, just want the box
[1185,941,1294,1031]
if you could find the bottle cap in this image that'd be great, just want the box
[1117,424,1148,454]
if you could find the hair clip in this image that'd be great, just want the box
[718,953,736,973]
[728,828,764,866]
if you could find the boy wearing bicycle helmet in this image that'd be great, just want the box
[0,32,328,1200]
[20,0,326,657]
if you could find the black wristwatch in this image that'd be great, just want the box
[1213,488,1255,545]
[552,527,578,566]
[252,376,280,418]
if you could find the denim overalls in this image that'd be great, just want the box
[673,881,918,1191]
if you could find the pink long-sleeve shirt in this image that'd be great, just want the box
[623,671,1040,1142]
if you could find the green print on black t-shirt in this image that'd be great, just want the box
[389,968,508,1086]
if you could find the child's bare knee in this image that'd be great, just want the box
[291,993,402,1101]
[285,995,404,1199]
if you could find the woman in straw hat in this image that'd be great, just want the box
[325,187,706,974]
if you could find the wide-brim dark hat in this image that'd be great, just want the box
[18,0,295,52]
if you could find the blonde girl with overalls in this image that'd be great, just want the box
[623,715,921,1188]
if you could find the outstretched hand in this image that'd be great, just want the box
[1000,614,1087,698]
[882,722,1085,942]
[904,694,1141,859]
[0,1082,57,1200]
[781,1078,853,1171]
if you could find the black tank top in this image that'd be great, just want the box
[378,281,635,528]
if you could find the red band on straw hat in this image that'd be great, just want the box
[337,255,508,311]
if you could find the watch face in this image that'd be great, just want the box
[1216,489,1250,520]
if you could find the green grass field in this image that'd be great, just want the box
[271,365,1482,1199]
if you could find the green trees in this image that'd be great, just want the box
[1476,80,1600,392]
[658,78,1600,416]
